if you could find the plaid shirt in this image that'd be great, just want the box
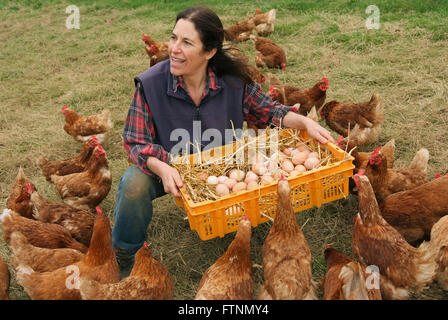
[123,69,296,177]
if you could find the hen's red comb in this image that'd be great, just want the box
[436,173,441,179]
[325,244,331,249]
[61,105,68,111]
[322,77,329,86]
[243,214,248,221]
[280,174,286,181]
[95,206,102,214]
[142,33,148,42]
[336,136,344,146]
[353,173,362,190]
[144,241,148,248]
[91,135,98,142]
[26,183,34,195]
[372,147,382,155]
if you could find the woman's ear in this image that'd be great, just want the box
[205,47,217,61]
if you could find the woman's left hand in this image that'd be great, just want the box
[304,117,335,145]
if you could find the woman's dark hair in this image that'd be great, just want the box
[175,6,253,85]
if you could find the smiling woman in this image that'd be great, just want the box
[111,5,335,279]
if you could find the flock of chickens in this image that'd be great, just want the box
[1,7,447,300]
[141,7,448,300]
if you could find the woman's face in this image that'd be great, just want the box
[169,19,216,77]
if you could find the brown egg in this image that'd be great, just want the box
[228,169,245,181]
[290,148,302,157]
[244,171,259,184]
[281,160,294,173]
[247,180,259,190]
[291,152,308,165]
[282,148,293,156]
[260,175,274,184]
[295,164,307,173]
[232,182,247,193]
[252,162,267,176]
[223,178,237,190]
[304,157,320,170]
[308,152,319,159]
[216,184,230,196]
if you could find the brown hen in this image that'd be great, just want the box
[322,246,382,300]
[268,73,328,115]
[62,105,113,145]
[258,176,317,300]
[352,175,437,300]
[420,214,448,290]
[249,8,276,36]
[365,146,429,201]
[6,168,37,219]
[15,207,120,300]
[320,93,384,146]
[251,36,287,70]
[142,33,169,67]
[337,137,395,172]
[224,18,255,42]
[0,209,87,253]
[37,136,98,182]
[9,231,84,273]
[195,216,254,300]
[378,173,448,244]
[79,242,174,300]
[50,145,112,211]
[30,189,95,247]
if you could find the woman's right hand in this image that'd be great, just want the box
[147,157,183,197]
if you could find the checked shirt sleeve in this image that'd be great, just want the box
[122,84,170,177]
[243,82,298,128]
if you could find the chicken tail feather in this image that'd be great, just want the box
[409,148,429,173]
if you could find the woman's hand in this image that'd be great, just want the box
[147,157,183,197]
[282,111,335,145]
[303,117,335,145]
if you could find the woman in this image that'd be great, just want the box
[112,6,334,278]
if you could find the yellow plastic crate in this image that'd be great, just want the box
[174,129,355,240]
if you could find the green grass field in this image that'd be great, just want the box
[1,0,447,300]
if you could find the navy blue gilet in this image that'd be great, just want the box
[135,60,245,156]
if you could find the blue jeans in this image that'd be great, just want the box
[112,165,166,260]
